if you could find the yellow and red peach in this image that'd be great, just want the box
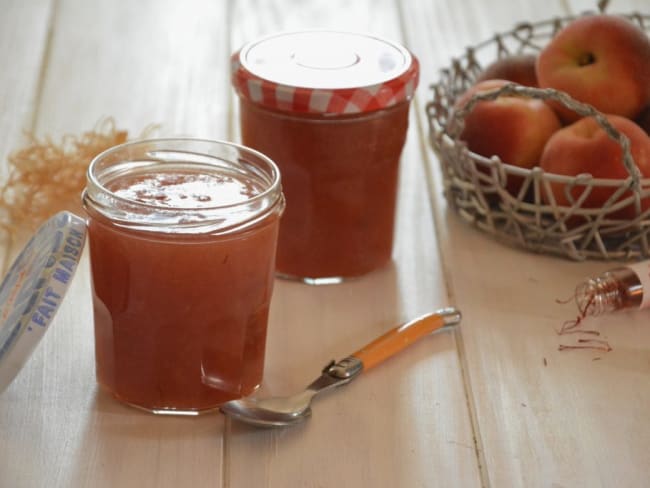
[536,14,650,122]
[540,114,650,218]
[455,80,561,195]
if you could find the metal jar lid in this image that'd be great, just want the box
[0,212,86,393]
[231,31,419,115]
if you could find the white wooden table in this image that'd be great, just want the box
[1,1,649,486]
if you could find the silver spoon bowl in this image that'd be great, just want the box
[221,357,363,427]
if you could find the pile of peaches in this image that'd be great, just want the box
[455,13,650,220]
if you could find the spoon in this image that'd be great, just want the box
[220,307,461,428]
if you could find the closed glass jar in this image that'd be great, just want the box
[82,139,284,414]
[232,31,419,284]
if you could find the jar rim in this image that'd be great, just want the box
[84,138,284,233]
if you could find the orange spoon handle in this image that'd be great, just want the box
[351,308,461,371]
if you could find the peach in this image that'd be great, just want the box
[540,114,650,219]
[455,79,562,194]
[536,14,650,122]
[476,54,538,87]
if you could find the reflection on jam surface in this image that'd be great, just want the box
[241,100,410,279]
[107,169,264,208]
[87,170,280,412]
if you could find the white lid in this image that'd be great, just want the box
[0,212,86,393]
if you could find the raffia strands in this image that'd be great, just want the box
[0,118,128,234]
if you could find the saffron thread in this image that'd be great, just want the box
[578,338,612,349]
[557,329,600,336]
[558,344,612,352]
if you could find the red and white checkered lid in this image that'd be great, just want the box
[231,31,419,115]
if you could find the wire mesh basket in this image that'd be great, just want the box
[426,11,650,260]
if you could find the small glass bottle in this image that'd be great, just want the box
[574,261,650,316]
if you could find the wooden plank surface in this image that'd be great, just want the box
[404,0,650,486]
[1,0,650,486]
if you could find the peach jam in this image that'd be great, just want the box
[82,139,284,414]
[232,31,419,283]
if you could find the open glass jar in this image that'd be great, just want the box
[82,139,284,414]
[231,31,419,284]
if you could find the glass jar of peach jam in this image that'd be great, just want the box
[82,139,284,414]
[231,31,419,284]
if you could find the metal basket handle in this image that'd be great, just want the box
[446,83,641,192]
